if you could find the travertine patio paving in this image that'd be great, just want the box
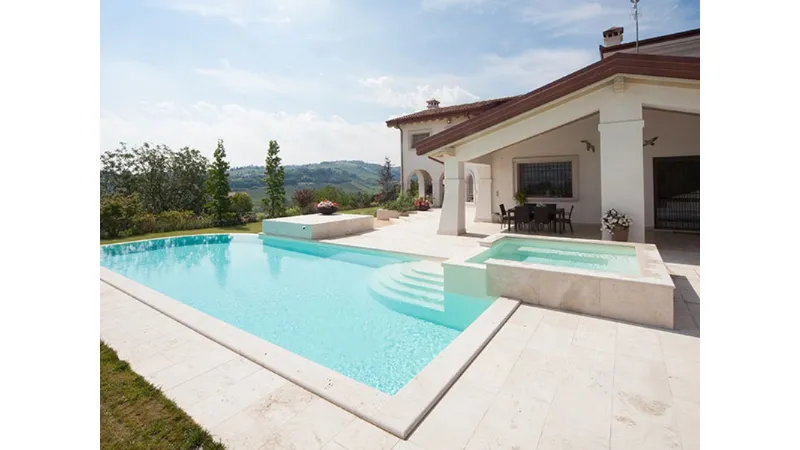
[100,206,699,450]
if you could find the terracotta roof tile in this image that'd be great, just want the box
[385,96,521,128]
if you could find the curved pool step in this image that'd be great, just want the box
[368,261,454,327]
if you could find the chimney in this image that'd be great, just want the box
[426,98,440,109]
[603,26,624,47]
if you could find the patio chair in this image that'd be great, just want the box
[514,205,532,233]
[557,205,574,233]
[499,204,515,230]
[533,206,554,232]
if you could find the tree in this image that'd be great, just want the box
[378,156,395,201]
[262,140,286,218]
[170,146,209,214]
[292,188,316,213]
[132,143,173,213]
[230,192,254,217]
[206,139,233,224]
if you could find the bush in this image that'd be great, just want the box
[132,213,157,235]
[286,206,302,216]
[156,210,196,232]
[292,188,316,208]
[256,212,267,221]
[100,194,143,239]
[213,212,240,227]
[230,192,254,217]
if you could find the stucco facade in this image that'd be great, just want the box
[388,29,700,242]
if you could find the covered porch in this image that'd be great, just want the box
[422,56,700,244]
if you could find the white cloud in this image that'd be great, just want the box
[195,59,304,94]
[361,47,595,112]
[420,0,493,11]
[101,101,397,166]
[478,48,596,87]
[359,76,479,110]
[153,0,328,25]
[518,0,695,37]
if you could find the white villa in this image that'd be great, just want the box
[387,27,700,243]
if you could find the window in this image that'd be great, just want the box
[410,132,430,149]
[516,157,576,199]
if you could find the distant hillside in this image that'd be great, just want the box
[230,160,401,204]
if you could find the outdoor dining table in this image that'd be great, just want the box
[514,205,567,234]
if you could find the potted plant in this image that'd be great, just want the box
[315,200,338,215]
[601,209,633,241]
[415,197,431,211]
[514,190,527,206]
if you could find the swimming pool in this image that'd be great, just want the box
[467,236,641,275]
[100,234,492,395]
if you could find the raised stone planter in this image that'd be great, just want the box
[376,208,400,221]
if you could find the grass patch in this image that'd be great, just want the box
[100,222,262,245]
[100,208,377,245]
[339,206,378,216]
[100,341,225,450]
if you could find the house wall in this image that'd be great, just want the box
[603,35,700,58]
[400,117,463,187]
[399,116,477,204]
[488,114,602,225]
[487,108,700,228]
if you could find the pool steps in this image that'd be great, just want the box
[368,261,463,327]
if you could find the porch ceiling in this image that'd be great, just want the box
[415,53,700,156]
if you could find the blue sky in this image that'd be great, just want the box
[101,0,699,166]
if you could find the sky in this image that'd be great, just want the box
[100,0,700,167]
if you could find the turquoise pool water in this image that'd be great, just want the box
[100,234,491,394]
[468,238,640,276]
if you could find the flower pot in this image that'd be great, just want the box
[417,205,430,211]
[611,227,629,242]
[317,206,338,215]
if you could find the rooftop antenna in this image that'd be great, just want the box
[631,0,641,53]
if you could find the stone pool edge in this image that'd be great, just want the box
[99,265,518,439]
[442,232,676,329]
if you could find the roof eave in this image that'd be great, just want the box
[415,53,700,156]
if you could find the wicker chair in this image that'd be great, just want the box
[557,205,575,233]
[499,204,515,230]
[514,205,532,233]
[533,206,554,232]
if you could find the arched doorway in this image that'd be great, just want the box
[406,169,433,199]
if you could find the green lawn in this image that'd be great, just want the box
[100,341,225,450]
[339,206,378,216]
[100,208,378,245]
[100,222,262,244]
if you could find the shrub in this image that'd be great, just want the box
[286,206,302,216]
[156,210,196,232]
[255,212,267,221]
[213,212,240,227]
[132,213,157,235]
[229,192,254,217]
[100,194,142,239]
[292,188,316,208]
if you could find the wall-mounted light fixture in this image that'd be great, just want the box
[580,140,596,152]
[643,136,659,147]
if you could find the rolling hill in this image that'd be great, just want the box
[230,160,401,204]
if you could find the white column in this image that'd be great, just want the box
[432,178,442,207]
[473,164,493,222]
[599,97,645,242]
[438,159,466,235]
